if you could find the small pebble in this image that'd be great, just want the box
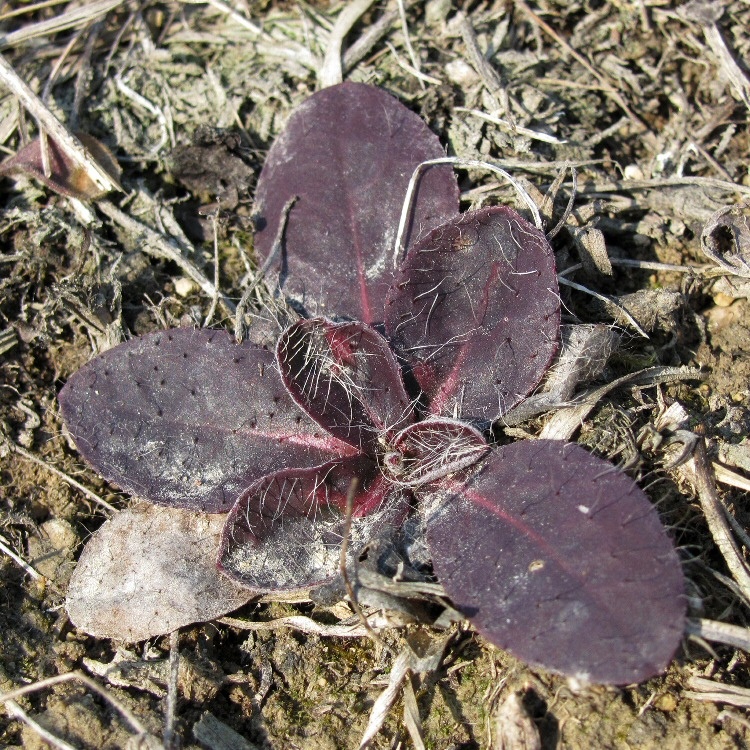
[174,277,198,297]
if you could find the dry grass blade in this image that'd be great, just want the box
[703,23,750,112]
[686,677,750,709]
[402,676,425,750]
[4,437,117,514]
[536,366,704,439]
[0,0,124,49]
[218,614,371,637]
[4,700,78,750]
[359,649,411,749]
[0,531,42,580]
[359,632,452,748]
[0,671,155,743]
[679,440,750,608]
[686,618,750,653]
[96,200,235,315]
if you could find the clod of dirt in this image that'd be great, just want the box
[26,517,79,584]
[169,125,254,209]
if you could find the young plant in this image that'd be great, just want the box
[60,82,685,686]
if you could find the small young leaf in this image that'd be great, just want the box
[385,206,560,422]
[59,328,358,513]
[218,457,410,592]
[253,82,459,324]
[424,440,685,685]
[385,418,489,487]
[66,504,254,641]
[277,318,414,454]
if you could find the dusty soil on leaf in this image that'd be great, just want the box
[2,1,750,748]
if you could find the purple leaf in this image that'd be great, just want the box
[385,206,560,422]
[58,328,358,513]
[253,82,459,324]
[218,457,410,592]
[384,418,489,487]
[277,318,414,454]
[424,440,685,685]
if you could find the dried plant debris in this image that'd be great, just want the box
[2,0,750,747]
[66,504,253,640]
[702,202,750,278]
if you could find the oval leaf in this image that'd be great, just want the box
[66,504,254,640]
[424,440,685,685]
[277,318,413,453]
[385,206,560,422]
[254,82,459,324]
[219,458,410,592]
[385,418,489,487]
[59,328,357,513]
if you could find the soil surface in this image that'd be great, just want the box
[1,1,750,748]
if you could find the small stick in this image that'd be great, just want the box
[454,11,511,118]
[203,214,220,327]
[0,53,120,195]
[7,438,117,514]
[455,107,566,145]
[680,440,750,609]
[343,0,420,72]
[97,200,235,316]
[686,618,750,653]
[0,0,123,49]
[396,0,423,88]
[339,478,385,648]
[0,671,150,738]
[164,629,180,749]
[0,532,42,580]
[557,276,649,338]
[515,0,650,141]
[5,700,77,750]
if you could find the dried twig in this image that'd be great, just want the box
[5,437,117,514]
[4,700,77,750]
[164,630,180,750]
[679,440,750,608]
[686,618,750,653]
[0,671,152,741]
[703,23,750,113]
[515,0,651,142]
[454,11,511,117]
[0,531,42,580]
[455,107,566,145]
